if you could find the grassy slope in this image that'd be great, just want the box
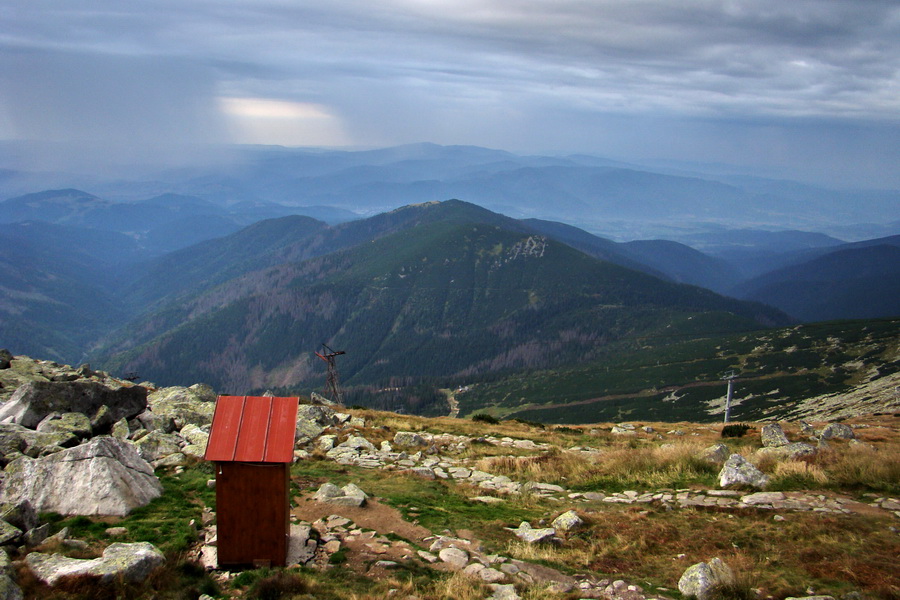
[459,318,900,424]
[25,410,900,600]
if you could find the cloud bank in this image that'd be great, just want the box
[1,0,899,186]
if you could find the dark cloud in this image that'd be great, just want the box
[1,0,899,186]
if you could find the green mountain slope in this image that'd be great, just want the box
[734,243,900,321]
[97,203,789,401]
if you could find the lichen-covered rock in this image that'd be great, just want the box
[760,423,790,447]
[697,443,730,465]
[0,521,21,546]
[146,385,216,428]
[133,431,183,462]
[511,522,557,544]
[111,418,131,440]
[394,432,427,447]
[0,500,39,533]
[551,510,584,533]
[0,437,162,516]
[0,573,22,600]
[678,557,735,600]
[820,423,855,440]
[36,413,92,439]
[0,381,147,429]
[179,424,209,448]
[313,482,368,507]
[718,454,769,490]
[339,435,375,451]
[755,442,817,461]
[26,541,165,586]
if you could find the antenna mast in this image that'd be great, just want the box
[315,343,346,405]
[722,370,738,423]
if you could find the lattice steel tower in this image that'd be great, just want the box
[316,343,346,405]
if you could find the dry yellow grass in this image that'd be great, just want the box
[771,460,830,487]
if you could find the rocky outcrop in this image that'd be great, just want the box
[0,437,162,516]
[26,541,165,586]
[0,380,147,430]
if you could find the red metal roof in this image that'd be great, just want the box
[205,396,299,463]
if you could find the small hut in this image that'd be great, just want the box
[204,395,299,568]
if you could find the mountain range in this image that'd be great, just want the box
[1,143,898,410]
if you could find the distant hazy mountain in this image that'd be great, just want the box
[0,188,356,255]
[5,142,894,241]
[0,221,130,361]
[95,200,789,393]
[733,237,900,321]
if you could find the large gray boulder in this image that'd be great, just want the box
[26,541,165,586]
[146,385,216,428]
[760,423,790,447]
[820,423,855,441]
[678,558,735,600]
[313,482,368,507]
[718,454,769,490]
[0,437,162,516]
[0,381,147,429]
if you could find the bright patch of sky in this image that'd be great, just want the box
[1,0,899,186]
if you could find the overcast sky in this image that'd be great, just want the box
[2,0,899,187]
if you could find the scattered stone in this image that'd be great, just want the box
[439,547,469,569]
[718,454,769,490]
[394,432,427,447]
[105,527,128,537]
[511,522,556,544]
[286,524,317,565]
[678,557,735,600]
[488,583,522,600]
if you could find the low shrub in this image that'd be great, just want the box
[249,571,310,600]
[471,413,499,425]
[721,424,752,438]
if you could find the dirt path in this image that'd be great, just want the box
[293,494,433,544]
